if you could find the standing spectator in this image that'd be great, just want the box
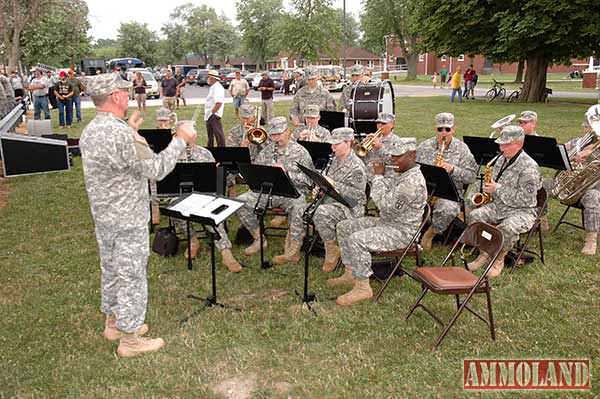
[160,69,177,112]
[463,64,476,99]
[26,69,50,120]
[228,70,250,119]
[204,70,225,147]
[470,69,479,98]
[68,69,84,123]
[174,67,187,109]
[450,67,462,103]
[133,71,147,113]
[54,71,74,128]
[46,70,58,109]
[10,70,25,103]
[440,64,448,87]
[282,70,292,95]
[293,68,305,94]
[258,71,275,123]
[432,71,440,89]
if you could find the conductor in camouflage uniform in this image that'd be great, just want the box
[416,112,477,250]
[235,117,314,256]
[291,104,331,142]
[359,112,403,178]
[273,128,367,270]
[330,138,428,306]
[339,64,365,113]
[289,67,336,126]
[467,125,541,277]
[80,72,197,358]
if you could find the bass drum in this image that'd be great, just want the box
[350,80,395,135]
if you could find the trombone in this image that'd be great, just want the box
[354,128,384,157]
[246,107,268,145]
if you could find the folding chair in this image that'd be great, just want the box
[405,222,504,350]
[374,204,431,302]
[553,201,585,233]
[511,188,547,270]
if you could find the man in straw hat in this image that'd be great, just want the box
[205,69,226,147]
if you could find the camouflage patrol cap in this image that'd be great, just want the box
[268,116,289,135]
[327,127,355,144]
[517,110,538,122]
[350,65,364,76]
[294,68,304,75]
[304,104,320,118]
[495,125,524,145]
[435,112,455,128]
[375,112,395,123]
[84,72,132,96]
[155,107,171,121]
[239,103,256,118]
[305,67,319,79]
[388,137,417,156]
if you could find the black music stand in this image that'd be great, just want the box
[298,140,333,170]
[523,136,571,170]
[418,163,461,204]
[139,128,172,153]
[161,193,243,321]
[319,110,347,131]
[237,163,300,269]
[206,146,251,172]
[463,136,499,166]
[297,163,356,310]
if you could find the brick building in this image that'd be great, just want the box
[266,46,382,70]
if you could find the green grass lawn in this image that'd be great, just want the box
[1,98,599,398]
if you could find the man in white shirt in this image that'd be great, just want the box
[26,69,50,120]
[228,70,250,120]
[205,70,225,147]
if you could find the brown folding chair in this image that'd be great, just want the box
[511,188,547,270]
[405,222,504,350]
[553,201,585,233]
[373,204,431,302]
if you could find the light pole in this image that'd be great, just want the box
[342,0,346,79]
[383,34,391,72]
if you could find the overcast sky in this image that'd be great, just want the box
[86,0,365,41]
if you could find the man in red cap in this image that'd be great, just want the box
[53,70,75,128]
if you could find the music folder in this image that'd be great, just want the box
[156,162,217,197]
[523,135,571,171]
[165,193,243,226]
[297,140,332,170]
[319,110,347,131]
[463,136,499,165]
[297,162,356,208]
[206,146,251,170]
[417,163,461,203]
[139,128,172,153]
[237,163,300,199]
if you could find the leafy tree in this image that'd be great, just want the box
[333,9,360,48]
[161,21,189,64]
[116,22,159,67]
[415,0,600,102]
[1,0,44,70]
[91,38,119,60]
[236,0,284,69]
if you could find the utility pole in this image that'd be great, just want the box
[342,0,346,78]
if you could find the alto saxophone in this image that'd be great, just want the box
[471,153,502,207]
[429,137,447,206]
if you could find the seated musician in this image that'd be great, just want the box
[273,127,368,269]
[359,112,403,177]
[546,105,600,255]
[518,110,539,136]
[468,126,541,276]
[155,107,172,129]
[227,103,266,162]
[236,117,314,256]
[339,65,364,112]
[330,138,428,306]
[416,112,477,250]
[291,104,331,142]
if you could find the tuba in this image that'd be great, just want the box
[490,114,516,138]
[552,106,600,205]
[246,107,268,145]
[471,153,502,207]
[354,128,384,157]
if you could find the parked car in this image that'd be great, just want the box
[245,72,259,87]
[186,68,199,84]
[126,68,159,99]
[196,69,209,86]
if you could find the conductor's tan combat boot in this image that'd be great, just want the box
[273,240,302,265]
[487,250,508,278]
[221,248,243,272]
[420,226,437,251]
[327,268,354,288]
[103,315,148,341]
[117,333,165,358]
[322,240,341,272]
[581,232,597,256]
[336,278,373,306]
[244,229,267,256]
[467,252,489,271]
[270,215,288,227]
[184,236,200,259]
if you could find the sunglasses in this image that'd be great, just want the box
[518,120,531,124]
[436,127,452,132]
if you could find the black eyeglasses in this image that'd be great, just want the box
[437,127,452,133]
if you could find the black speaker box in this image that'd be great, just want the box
[0,133,70,177]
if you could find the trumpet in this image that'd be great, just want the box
[489,114,516,138]
[354,128,384,157]
[246,107,268,145]
[471,153,501,207]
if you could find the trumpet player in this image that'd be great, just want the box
[468,126,541,277]
[227,104,266,162]
[273,128,367,269]
[416,113,477,250]
[236,117,314,256]
[359,113,403,176]
[292,104,331,142]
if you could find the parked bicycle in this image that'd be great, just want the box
[507,87,522,103]
[485,79,506,102]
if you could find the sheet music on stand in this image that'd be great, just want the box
[168,193,243,226]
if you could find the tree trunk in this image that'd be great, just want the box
[521,55,549,103]
[406,53,418,80]
[8,28,23,71]
[514,59,525,83]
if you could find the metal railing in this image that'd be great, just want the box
[0,104,25,135]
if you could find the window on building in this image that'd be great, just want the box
[441,55,447,62]
[458,54,465,61]
[419,54,424,63]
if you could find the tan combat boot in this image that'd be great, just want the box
[336,278,373,306]
[221,248,243,272]
[486,250,508,278]
[327,268,354,288]
[270,215,288,227]
[273,239,302,265]
[467,252,490,271]
[539,215,550,232]
[322,240,341,272]
[420,226,437,251]
[103,315,148,341]
[184,235,200,259]
[117,332,165,358]
[244,229,267,256]
[581,232,598,256]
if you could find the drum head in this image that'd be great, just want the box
[350,80,395,134]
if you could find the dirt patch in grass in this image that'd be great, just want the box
[272,381,294,394]
[211,375,257,399]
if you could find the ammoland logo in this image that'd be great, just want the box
[463,359,591,390]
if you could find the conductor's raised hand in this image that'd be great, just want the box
[128,111,143,131]
[175,121,197,145]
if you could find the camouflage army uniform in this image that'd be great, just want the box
[416,137,477,232]
[80,112,186,333]
[291,124,331,142]
[0,77,7,118]
[236,141,314,233]
[469,150,542,250]
[338,165,428,279]
[227,124,266,162]
[289,150,368,243]
[339,81,362,112]
[290,85,336,122]
[360,132,404,178]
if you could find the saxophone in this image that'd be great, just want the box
[471,153,502,207]
[429,137,447,206]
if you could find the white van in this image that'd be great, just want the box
[126,68,159,99]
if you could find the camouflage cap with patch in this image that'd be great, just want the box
[350,64,364,76]
[155,107,171,121]
[376,112,395,123]
[84,72,132,97]
[304,104,320,118]
[495,125,524,145]
[388,137,417,156]
[268,116,289,135]
[239,103,256,118]
[435,112,455,128]
[327,127,355,144]
[305,67,319,79]
[517,110,538,122]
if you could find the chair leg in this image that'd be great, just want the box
[552,206,571,233]
[374,257,405,303]
[406,287,429,321]
[455,294,460,310]
[485,286,496,340]
[538,228,545,264]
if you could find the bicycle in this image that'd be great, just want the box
[485,79,506,102]
[507,87,522,103]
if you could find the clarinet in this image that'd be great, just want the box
[322,153,334,176]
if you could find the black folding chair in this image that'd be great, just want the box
[511,188,547,270]
[553,201,585,233]
[373,204,431,302]
[405,222,504,350]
